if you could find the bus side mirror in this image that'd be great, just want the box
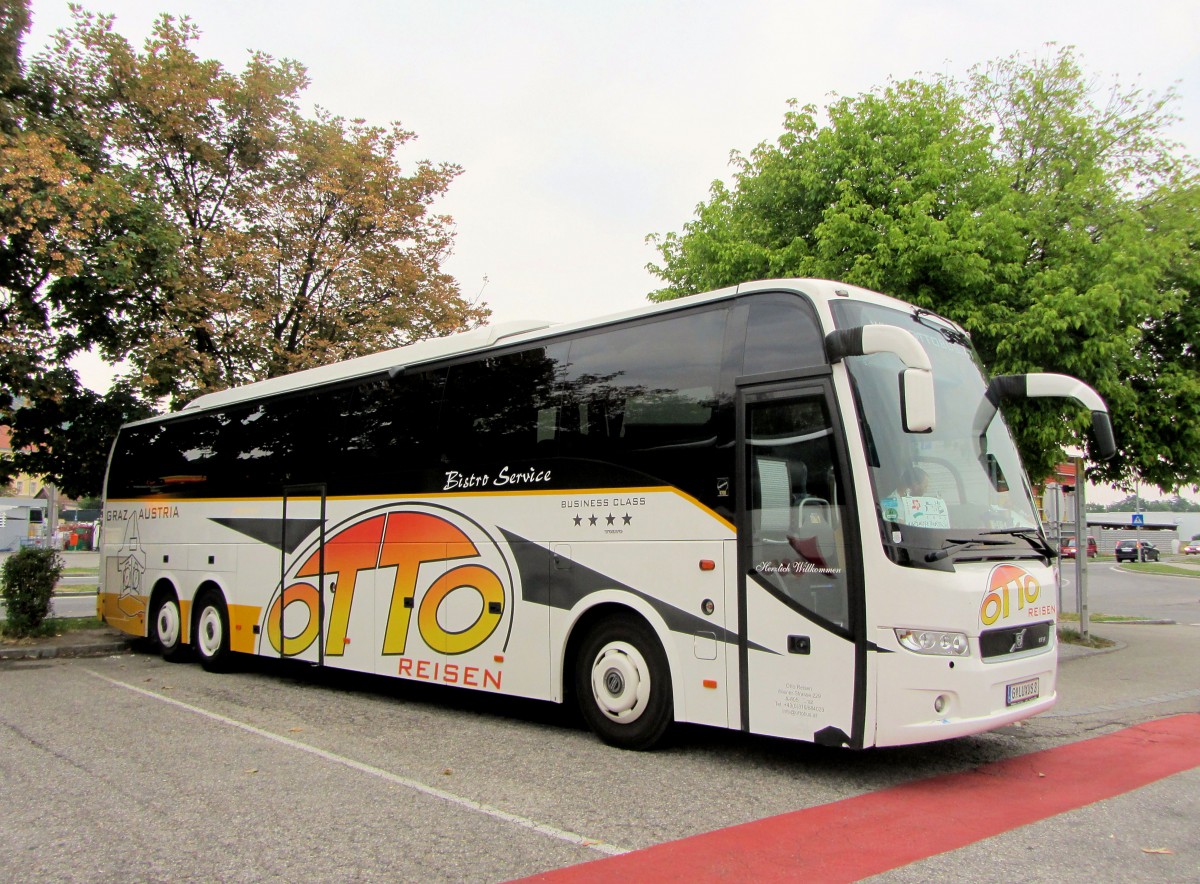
[826,325,936,434]
[1090,411,1116,461]
[899,368,935,433]
[986,374,1117,461]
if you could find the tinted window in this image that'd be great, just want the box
[107,369,449,499]
[440,346,567,464]
[741,294,826,377]
[221,395,318,493]
[322,369,445,494]
[107,412,225,498]
[558,308,728,496]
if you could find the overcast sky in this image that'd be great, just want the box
[24,1,1200,501]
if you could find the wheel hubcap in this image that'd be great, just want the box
[198,607,223,657]
[604,668,625,695]
[590,641,650,724]
[156,601,180,648]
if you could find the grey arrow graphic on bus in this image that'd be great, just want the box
[499,528,775,655]
[209,518,324,554]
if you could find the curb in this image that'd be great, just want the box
[0,637,134,662]
[1058,638,1127,660]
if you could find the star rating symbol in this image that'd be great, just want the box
[571,511,635,528]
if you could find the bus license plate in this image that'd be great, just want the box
[1006,678,1040,706]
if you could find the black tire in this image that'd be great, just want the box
[574,614,673,750]
[150,591,188,662]
[193,590,232,672]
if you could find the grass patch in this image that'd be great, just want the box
[54,584,98,595]
[44,616,104,632]
[1117,562,1200,578]
[1056,626,1116,649]
[2,616,104,640]
[1058,612,1151,623]
[61,567,98,576]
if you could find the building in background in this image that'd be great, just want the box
[0,426,45,499]
[0,497,46,551]
[1039,462,1189,554]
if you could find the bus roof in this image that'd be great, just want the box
[173,278,907,416]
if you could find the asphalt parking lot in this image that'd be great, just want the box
[2,617,1197,882]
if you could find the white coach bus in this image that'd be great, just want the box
[98,279,1115,749]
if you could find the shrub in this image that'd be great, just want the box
[1,547,64,637]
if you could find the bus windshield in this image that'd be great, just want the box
[831,300,1044,567]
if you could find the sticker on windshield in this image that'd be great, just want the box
[884,494,950,529]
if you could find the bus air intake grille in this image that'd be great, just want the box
[979,621,1052,659]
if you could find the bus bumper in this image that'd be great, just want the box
[873,648,1057,747]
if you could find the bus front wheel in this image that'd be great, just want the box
[194,591,231,672]
[575,614,673,750]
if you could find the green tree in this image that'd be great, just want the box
[1,1,150,498]
[228,111,473,386]
[648,47,1199,488]
[42,9,486,403]
[1092,493,1200,513]
[0,3,485,496]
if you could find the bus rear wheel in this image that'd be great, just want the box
[194,591,232,672]
[575,614,673,750]
[150,592,187,662]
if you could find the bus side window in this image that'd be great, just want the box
[117,412,221,497]
[746,395,849,631]
[224,395,314,494]
[559,307,727,498]
[440,345,567,464]
[741,294,826,377]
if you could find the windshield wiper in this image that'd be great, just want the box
[912,308,971,348]
[979,527,1055,559]
[925,537,1009,562]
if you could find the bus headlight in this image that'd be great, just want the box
[895,628,971,657]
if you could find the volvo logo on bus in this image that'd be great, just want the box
[1010,627,1027,653]
[260,504,514,661]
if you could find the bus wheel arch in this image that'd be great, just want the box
[148,580,187,662]
[567,605,675,750]
[192,582,232,672]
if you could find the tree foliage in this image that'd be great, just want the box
[0,3,486,496]
[648,47,1200,489]
[1086,493,1200,513]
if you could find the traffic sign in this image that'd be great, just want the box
[1132,513,1145,527]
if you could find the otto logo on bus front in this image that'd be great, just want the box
[261,505,511,662]
[980,564,1052,626]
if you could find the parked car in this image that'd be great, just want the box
[1060,536,1098,558]
[1184,540,1200,555]
[1114,540,1160,563]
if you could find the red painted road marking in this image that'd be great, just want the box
[519,714,1200,883]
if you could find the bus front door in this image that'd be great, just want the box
[738,382,864,747]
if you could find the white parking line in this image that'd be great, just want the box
[85,669,628,856]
